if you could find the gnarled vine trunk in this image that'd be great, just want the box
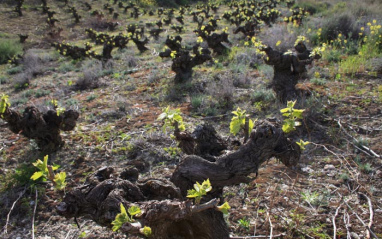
[262,42,319,103]
[57,121,300,238]
[1,106,79,153]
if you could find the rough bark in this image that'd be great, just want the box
[0,106,79,153]
[170,46,212,83]
[171,120,301,195]
[132,37,149,53]
[57,121,300,238]
[174,123,227,158]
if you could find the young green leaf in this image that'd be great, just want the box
[296,139,310,150]
[187,179,212,204]
[128,205,141,217]
[53,172,67,190]
[157,106,185,132]
[187,189,199,198]
[31,155,50,181]
[280,101,305,133]
[0,94,10,115]
[140,226,152,237]
[230,118,242,136]
[217,202,231,214]
[282,119,295,133]
[248,119,255,135]
[56,107,66,116]
[30,171,45,181]
[111,203,131,231]
[200,178,212,192]
[230,107,248,136]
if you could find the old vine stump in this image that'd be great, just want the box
[57,121,300,238]
[1,106,79,153]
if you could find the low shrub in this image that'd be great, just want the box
[0,38,23,64]
[292,1,328,15]
[320,12,359,42]
[259,24,296,52]
[75,59,104,90]
[251,88,275,103]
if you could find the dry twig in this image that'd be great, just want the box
[2,186,27,234]
[359,193,374,239]
[332,202,343,239]
[343,211,351,239]
[337,119,380,158]
[342,196,379,239]
[32,188,38,239]
[230,234,286,239]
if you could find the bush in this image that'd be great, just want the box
[259,24,296,52]
[75,59,105,90]
[320,12,359,42]
[23,50,43,76]
[323,48,342,63]
[251,88,275,103]
[292,1,328,15]
[0,39,23,64]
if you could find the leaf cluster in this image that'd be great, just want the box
[296,139,310,150]
[51,99,66,116]
[280,100,304,133]
[230,107,254,136]
[187,179,212,204]
[157,106,185,132]
[111,204,142,232]
[30,155,67,191]
[0,94,10,116]
[217,201,231,215]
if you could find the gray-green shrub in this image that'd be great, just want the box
[0,39,23,64]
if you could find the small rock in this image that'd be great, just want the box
[4,140,14,146]
[301,166,313,173]
[281,184,289,190]
[324,164,336,170]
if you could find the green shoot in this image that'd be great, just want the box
[0,94,10,115]
[230,107,255,137]
[53,172,67,191]
[140,226,152,237]
[187,179,212,204]
[51,99,66,116]
[128,205,142,217]
[238,217,250,230]
[111,204,147,233]
[30,155,58,181]
[30,155,66,191]
[217,202,231,215]
[157,106,185,132]
[280,100,304,133]
[296,139,310,151]
[112,203,133,231]
[56,107,66,116]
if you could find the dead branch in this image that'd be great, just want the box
[230,234,286,239]
[337,119,380,158]
[358,193,375,239]
[2,186,27,234]
[342,196,379,239]
[32,188,38,239]
[265,205,273,239]
[332,203,343,239]
[343,211,351,239]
